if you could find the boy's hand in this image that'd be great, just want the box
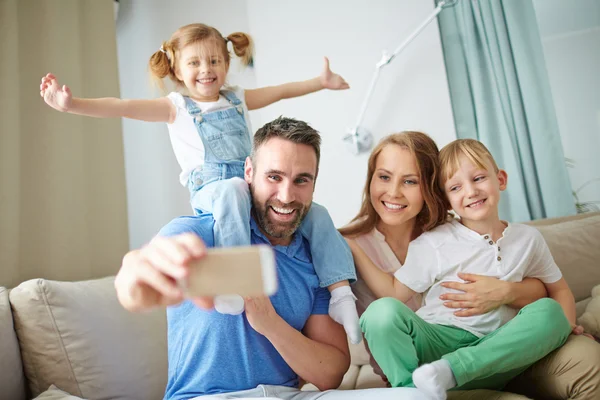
[571,324,595,340]
[320,57,349,90]
[40,73,72,112]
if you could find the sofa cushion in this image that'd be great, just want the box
[33,385,84,400]
[348,339,370,366]
[533,214,600,301]
[355,365,386,389]
[9,277,168,400]
[0,287,27,400]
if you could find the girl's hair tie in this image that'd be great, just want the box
[159,45,171,61]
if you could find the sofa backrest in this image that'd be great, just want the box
[527,212,600,302]
[9,277,168,400]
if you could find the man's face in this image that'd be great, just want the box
[245,137,317,246]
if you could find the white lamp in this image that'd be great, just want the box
[344,0,458,154]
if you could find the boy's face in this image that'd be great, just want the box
[443,154,507,224]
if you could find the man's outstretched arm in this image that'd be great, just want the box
[115,232,214,312]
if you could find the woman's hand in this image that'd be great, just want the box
[439,273,513,317]
[40,73,72,112]
[320,57,349,90]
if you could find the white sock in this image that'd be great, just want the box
[412,359,456,400]
[329,286,362,344]
[214,294,245,315]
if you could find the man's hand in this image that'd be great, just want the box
[114,233,212,312]
[440,273,512,317]
[244,296,282,336]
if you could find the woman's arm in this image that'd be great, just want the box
[40,73,176,123]
[244,57,348,110]
[440,274,547,317]
[506,278,548,309]
[346,238,415,302]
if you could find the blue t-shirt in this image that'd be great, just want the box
[160,214,331,400]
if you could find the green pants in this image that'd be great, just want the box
[360,297,571,390]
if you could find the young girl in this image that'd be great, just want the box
[39,23,360,343]
[349,137,577,399]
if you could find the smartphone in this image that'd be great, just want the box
[180,245,277,297]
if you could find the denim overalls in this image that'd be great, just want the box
[185,90,252,247]
[183,91,355,288]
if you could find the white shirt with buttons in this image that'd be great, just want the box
[394,219,563,337]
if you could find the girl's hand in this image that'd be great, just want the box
[440,273,512,317]
[40,73,72,112]
[320,57,350,90]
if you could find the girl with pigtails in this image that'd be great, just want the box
[40,23,361,344]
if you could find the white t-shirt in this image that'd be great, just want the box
[166,86,252,186]
[394,219,563,337]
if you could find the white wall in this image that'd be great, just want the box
[116,0,456,249]
[533,0,600,208]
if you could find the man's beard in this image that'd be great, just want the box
[250,186,309,239]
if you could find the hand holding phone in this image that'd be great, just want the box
[180,245,277,298]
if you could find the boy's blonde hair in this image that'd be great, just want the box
[439,139,499,186]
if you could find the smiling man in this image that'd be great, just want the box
[114,117,425,400]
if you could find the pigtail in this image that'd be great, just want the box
[227,32,254,67]
[148,42,174,91]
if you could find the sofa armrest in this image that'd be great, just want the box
[0,288,27,400]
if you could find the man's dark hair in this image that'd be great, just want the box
[251,116,321,172]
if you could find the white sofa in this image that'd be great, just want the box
[2,212,599,400]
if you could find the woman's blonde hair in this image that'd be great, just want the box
[339,131,449,238]
[148,23,254,91]
[438,139,499,186]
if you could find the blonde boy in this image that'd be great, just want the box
[359,139,577,400]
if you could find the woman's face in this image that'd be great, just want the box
[370,144,425,229]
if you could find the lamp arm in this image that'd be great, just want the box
[345,0,456,154]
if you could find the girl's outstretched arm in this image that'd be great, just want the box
[40,73,177,123]
[244,57,349,111]
[345,238,416,303]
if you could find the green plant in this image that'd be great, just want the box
[566,158,600,213]
[573,178,600,214]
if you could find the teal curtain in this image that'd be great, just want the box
[437,0,576,221]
